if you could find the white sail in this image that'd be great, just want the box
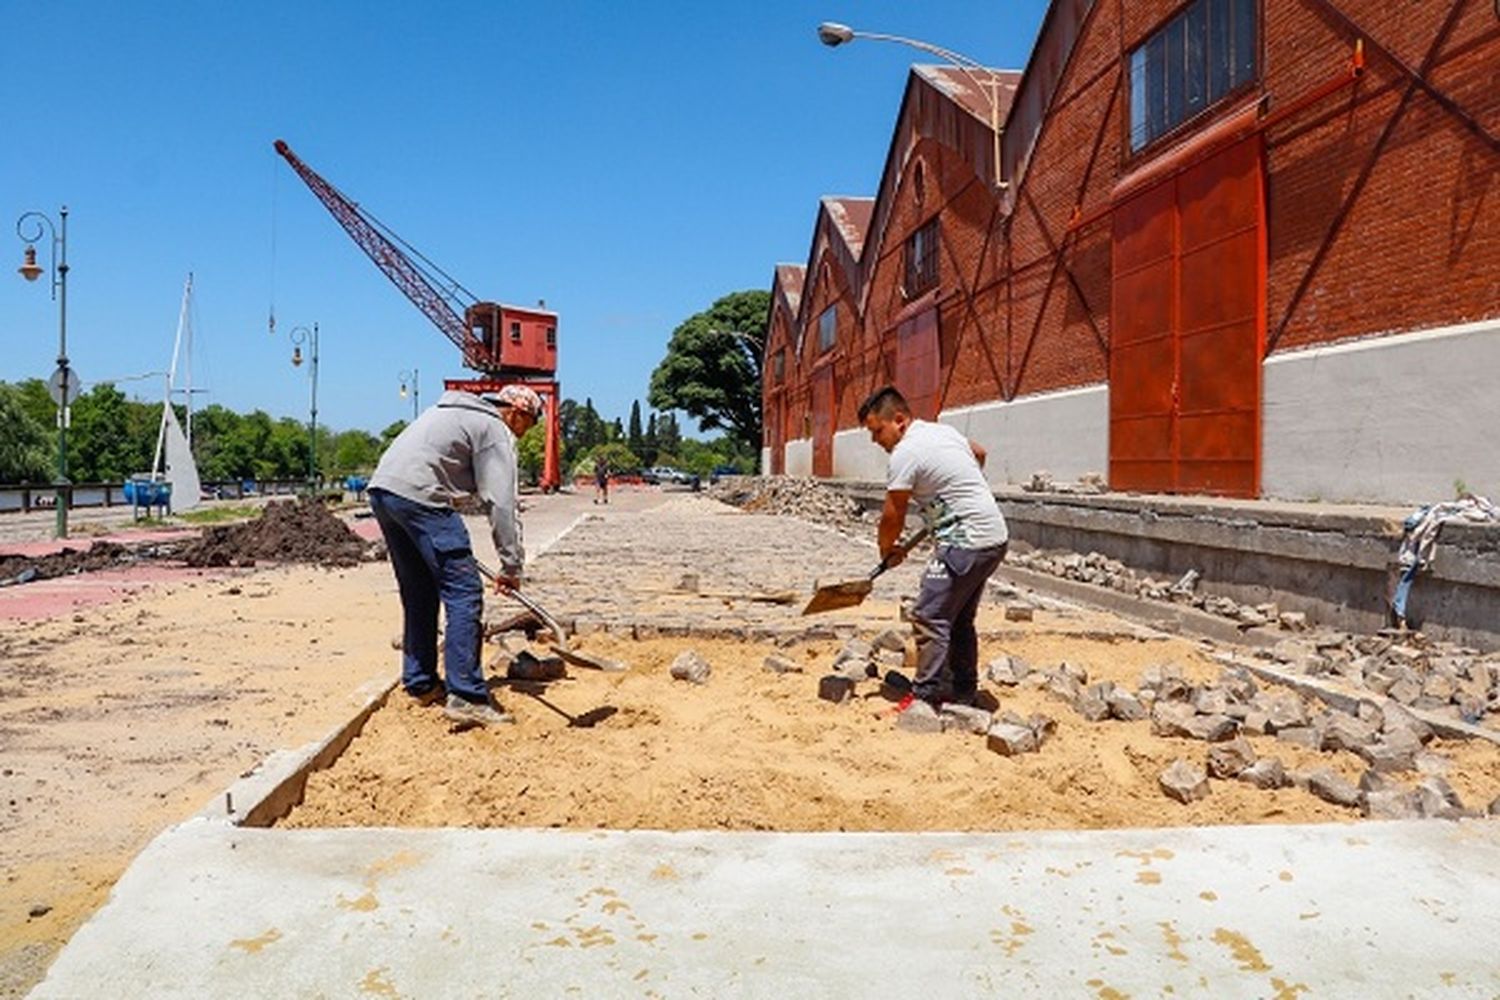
[162,402,201,512]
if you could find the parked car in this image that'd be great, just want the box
[709,464,740,484]
[643,466,685,485]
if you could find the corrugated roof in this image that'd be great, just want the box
[821,197,876,259]
[913,65,1022,129]
[773,263,806,315]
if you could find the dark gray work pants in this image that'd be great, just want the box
[910,542,1008,705]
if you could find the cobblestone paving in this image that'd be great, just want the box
[513,495,929,639]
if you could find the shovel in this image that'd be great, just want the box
[475,560,627,672]
[802,527,930,616]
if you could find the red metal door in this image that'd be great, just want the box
[768,393,786,475]
[1109,137,1263,496]
[812,367,834,477]
[896,308,941,420]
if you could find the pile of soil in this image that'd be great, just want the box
[178,497,367,568]
[0,542,136,585]
[708,476,869,535]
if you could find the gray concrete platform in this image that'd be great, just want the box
[31,818,1500,998]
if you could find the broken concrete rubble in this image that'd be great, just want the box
[817,674,855,704]
[896,700,943,734]
[986,722,1038,756]
[1206,737,1257,779]
[940,703,993,735]
[1306,770,1362,808]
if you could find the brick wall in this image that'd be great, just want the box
[769,0,1498,462]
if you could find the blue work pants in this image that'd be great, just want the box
[369,488,488,703]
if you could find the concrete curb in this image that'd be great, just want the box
[199,677,396,828]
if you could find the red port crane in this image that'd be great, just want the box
[273,139,562,490]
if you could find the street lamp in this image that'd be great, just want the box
[398,367,419,420]
[288,323,320,486]
[817,21,1009,188]
[15,206,72,538]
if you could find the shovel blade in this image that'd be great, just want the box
[801,579,874,616]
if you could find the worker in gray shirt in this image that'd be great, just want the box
[859,385,1008,710]
[368,384,542,729]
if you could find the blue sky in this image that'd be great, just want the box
[1,1,1050,437]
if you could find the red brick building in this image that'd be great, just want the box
[766,0,1499,504]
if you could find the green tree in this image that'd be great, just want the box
[573,441,639,479]
[627,400,643,457]
[642,412,659,466]
[0,382,51,483]
[379,420,407,450]
[515,422,547,485]
[329,429,380,476]
[69,383,154,481]
[648,288,769,454]
[609,417,624,442]
[14,378,53,431]
[658,411,683,458]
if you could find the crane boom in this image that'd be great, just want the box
[273,139,490,371]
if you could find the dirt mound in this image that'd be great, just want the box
[179,497,367,568]
[0,542,136,585]
[708,476,869,535]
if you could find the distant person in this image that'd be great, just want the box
[594,453,610,504]
[858,385,1008,710]
[368,384,544,729]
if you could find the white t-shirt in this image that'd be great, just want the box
[887,420,1008,549]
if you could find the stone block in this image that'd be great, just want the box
[1207,737,1257,779]
[1307,769,1362,808]
[1321,712,1378,753]
[1159,759,1210,803]
[941,703,993,735]
[763,654,803,675]
[896,700,943,734]
[1150,702,1197,739]
[1107,690,1147,721]
[1184,714,1238,743]
[985,656,1029,686]
[1028,713,1058,746]
[1075,694,1111,723]
[1241,711,1272,735]
[1004,604,1035,622]
[1059,661,1089,685]
[986,722,1038,756]
[1362,743,1416,773]
[507,650,566,682]
[1387,678,1422,705]
[834,639,873,666]
[833,658,873,682]
[1276,726,1321,749]
[669,650,711,684]
[1363,789,1421,820]
[817,674,855,704]
[1238,757,1287,790]
[871,629,906,653]
[876,649,907,669]
[1414,776,1465,819]
[1193,687,1231,716]
[1253,692,1309,732]
[1046,672,1082,705]
[1279,611,1309,632]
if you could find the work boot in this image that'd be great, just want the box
[406,684,445,707]
[443,695,516,729]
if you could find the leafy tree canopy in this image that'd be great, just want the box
[648,289,769,454]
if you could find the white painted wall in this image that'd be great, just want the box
[784,439,813,478]
[833,428,888,481]
[759,447,770,474]
[942,385,1110,486]
[1263,319,1500,505]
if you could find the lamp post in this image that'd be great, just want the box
[16,206,72,538]
[817,21,1008,189]
[398,367,419,420]
[288,323,319,487]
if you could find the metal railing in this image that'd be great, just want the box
[0,479,320,515]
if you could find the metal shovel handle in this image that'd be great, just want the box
[873,526,931,578]
[475,560,571,652]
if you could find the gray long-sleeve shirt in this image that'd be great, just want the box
[369,390,524,575]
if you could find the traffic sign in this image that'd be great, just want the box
[48,365,82,406]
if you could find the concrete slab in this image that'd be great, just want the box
[31,819,1500,998]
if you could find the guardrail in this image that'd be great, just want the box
[0,480,318,515]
